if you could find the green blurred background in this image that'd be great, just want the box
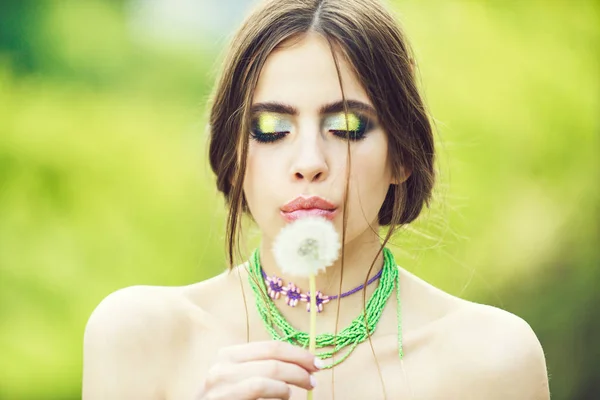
[0,0,598,399]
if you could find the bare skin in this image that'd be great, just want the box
[83,264,550,399]
[83,33,550,399]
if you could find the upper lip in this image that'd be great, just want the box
[280,196,337,212]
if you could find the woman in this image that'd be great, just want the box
[83,0,550,399]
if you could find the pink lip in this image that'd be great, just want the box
[280,196,338,222]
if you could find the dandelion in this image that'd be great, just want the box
[272,216,341,400]
[272,216,340,277]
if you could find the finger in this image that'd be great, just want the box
[221,360,315,391]
[218,341,320,373]
[234,377,291,400]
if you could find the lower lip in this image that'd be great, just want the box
[280,208,338,222]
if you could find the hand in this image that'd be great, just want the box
[197,341,321,400]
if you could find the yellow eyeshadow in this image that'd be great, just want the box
[257,113,281,133]
[327,113,361,131]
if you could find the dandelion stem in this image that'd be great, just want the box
[308,273,317,400]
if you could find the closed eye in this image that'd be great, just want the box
[250,111,376,143]
[250,113,292,143]
[324,112,375,141]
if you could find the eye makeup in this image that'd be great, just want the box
[250,113,293,143]
[323,112,374,141]
[249,110,376,143]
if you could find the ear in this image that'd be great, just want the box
[391,166,411,185]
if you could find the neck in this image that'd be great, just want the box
[255,227,387,330]
[260,228,385,295]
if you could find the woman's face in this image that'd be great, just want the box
[243,32,397,246]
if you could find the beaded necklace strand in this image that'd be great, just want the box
[247,247,403,369]
[260,266,383,312]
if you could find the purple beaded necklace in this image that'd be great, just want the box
[260,268,383,313]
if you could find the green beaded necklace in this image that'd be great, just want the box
[247,247,403,369]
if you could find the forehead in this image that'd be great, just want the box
[252,32,371,109]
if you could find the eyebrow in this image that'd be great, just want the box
[250,100,377,117]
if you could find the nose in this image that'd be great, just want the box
[290,134,329,183]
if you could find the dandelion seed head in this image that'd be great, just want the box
[272,217,340,277]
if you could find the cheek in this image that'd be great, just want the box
[348,139,391,213]
[351,138,391,189]
[243,146,279,212]
[243,149,259,200]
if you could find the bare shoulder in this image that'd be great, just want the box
[397,268,549,399]
[439,302,550,400]
[82,284,213,399]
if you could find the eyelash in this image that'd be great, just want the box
[250,115,374,143]
[250,130,289,143]
[329,116,373,141]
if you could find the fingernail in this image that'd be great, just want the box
[310,375,317,388]
[314,358,325,369]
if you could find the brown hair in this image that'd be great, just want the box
[208,1,434,396]
[209,0,435,267]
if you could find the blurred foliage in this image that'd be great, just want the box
[0,0,598,399]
